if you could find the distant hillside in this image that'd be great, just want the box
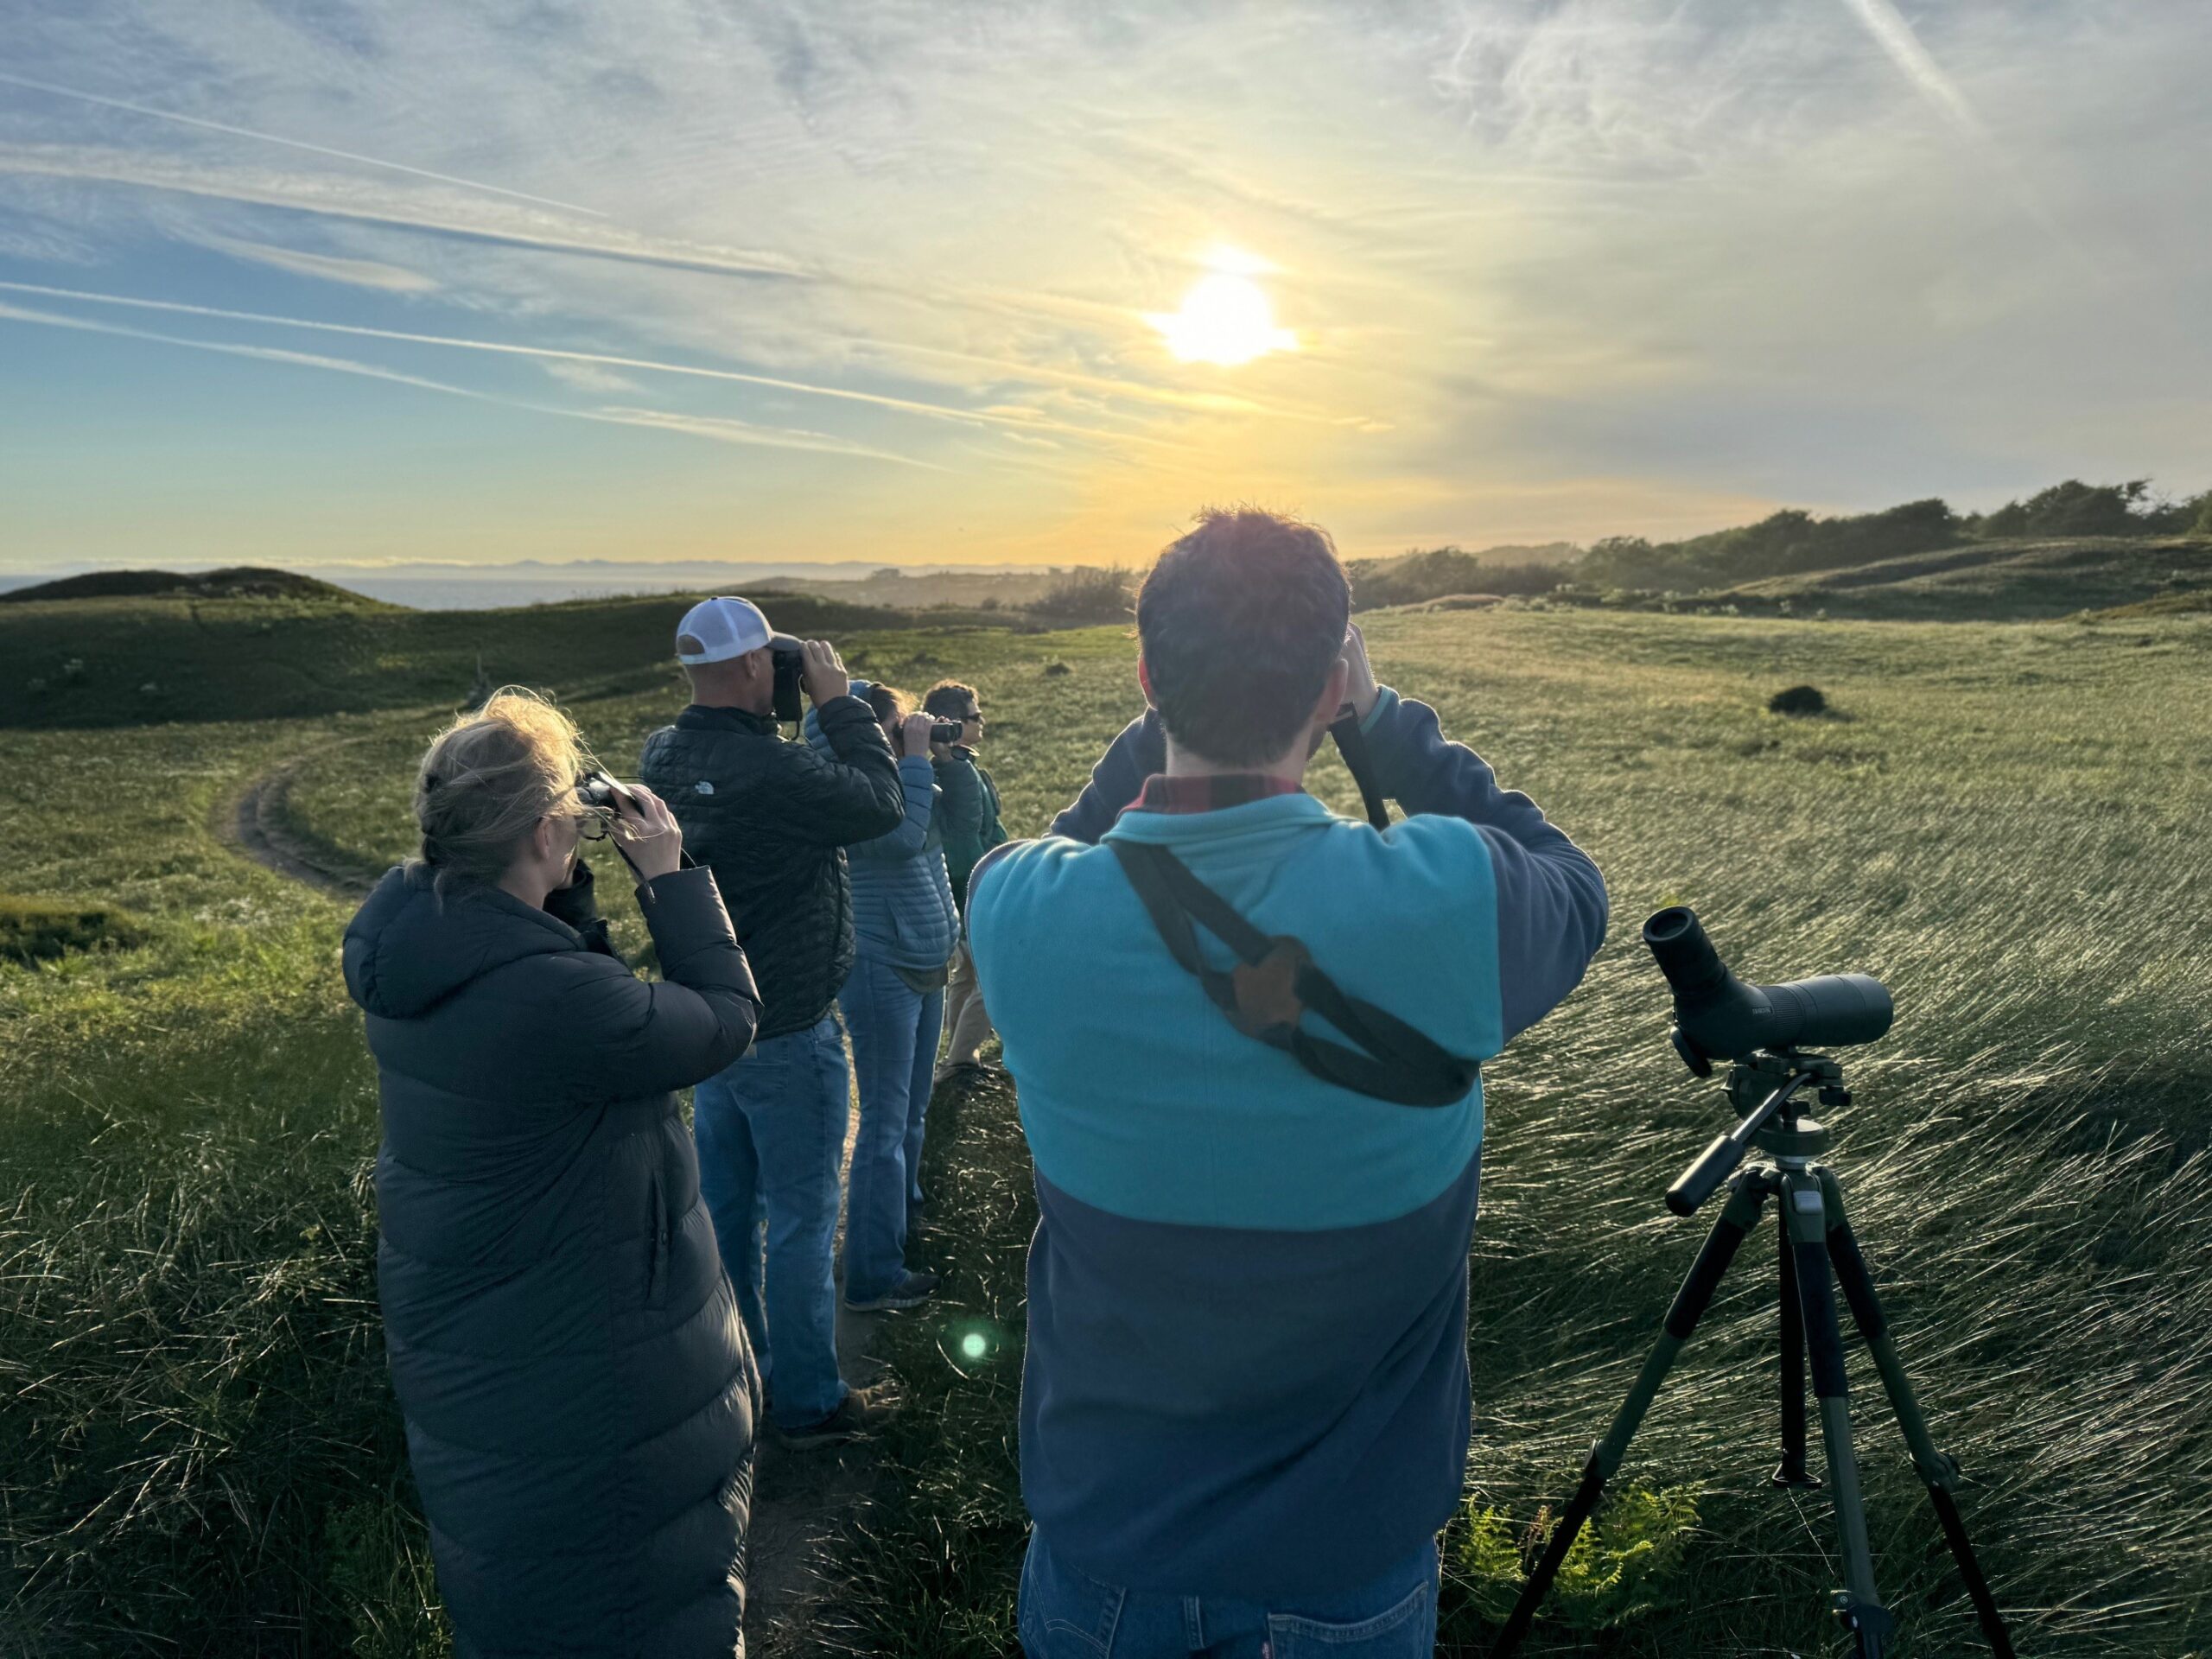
[0,566,384,607]
[753,566,1065,613]
[1349,547,1568,609]
[1699,536,2212,620]
[0,588,991,729]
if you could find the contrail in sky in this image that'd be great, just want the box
[1834,0,1985,139]
[1834,0,2078,253]
[0,296,935,466]
[0,280,1166,454]
[0,69,606,218]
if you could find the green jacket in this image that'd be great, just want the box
[933,746,1007,912]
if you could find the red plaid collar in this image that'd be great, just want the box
[1122,772,1305,817]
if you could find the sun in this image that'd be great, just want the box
[1148,256,1296,366]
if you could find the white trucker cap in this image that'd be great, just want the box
[674,596,800,665]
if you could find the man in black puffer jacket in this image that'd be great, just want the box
[641,597,906,1447]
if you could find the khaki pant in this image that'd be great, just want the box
[937,938,997,1073]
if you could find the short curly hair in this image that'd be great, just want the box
[922,681,979,720]
[1136,508,1351,766]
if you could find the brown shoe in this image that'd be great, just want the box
[781,1384,893,1449]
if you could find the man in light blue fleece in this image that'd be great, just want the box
[968,508,1608,1657]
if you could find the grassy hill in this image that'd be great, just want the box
[1344,536,2212,621]
[0,565,382,607]
[1699,535,2212,620]
[0,587,995,728]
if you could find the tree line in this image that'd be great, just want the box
[1008,478,2209,624]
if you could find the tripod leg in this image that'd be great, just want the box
[1819,1171,2018,1659]
[1490,1170,1772,1658]
[1775,1214,1816,1488]
[1781,1170,1896,1657]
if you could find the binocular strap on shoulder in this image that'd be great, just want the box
[1109,838,1478,1108]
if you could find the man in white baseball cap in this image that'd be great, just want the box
[640,599,907,1447]
[673,594,804,671]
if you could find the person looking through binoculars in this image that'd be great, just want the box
[805,682,960,1314]
[968,510,1610,1656]
[342,690,763,1656]
[640,597,907,1447]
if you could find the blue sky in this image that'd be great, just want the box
[2,0,2207,572]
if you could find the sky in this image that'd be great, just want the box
[1,0,2208,574]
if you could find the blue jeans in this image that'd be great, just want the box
[836,954,945,1300]
[1018,1532,1439,1659]
[692,1014,849,1429]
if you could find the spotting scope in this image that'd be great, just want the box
[1643,906,1891,1074]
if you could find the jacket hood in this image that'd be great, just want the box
[343,864,582,1020]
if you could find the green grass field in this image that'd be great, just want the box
[3,596,2209,1656]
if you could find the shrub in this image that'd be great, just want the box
[0,893,149,964]
[1026,565,1135,626]
[1972,479,2177,539]
[1458,1479,1702,1630]
[1350,549,1564,608]
[1580,499,1961,591]
[1769,684,1829,716]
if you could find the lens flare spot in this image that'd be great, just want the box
[959,1332,988,1361]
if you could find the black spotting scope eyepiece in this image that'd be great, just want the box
[1643,906,1893,1070]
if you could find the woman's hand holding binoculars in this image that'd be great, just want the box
[609,783,684,880]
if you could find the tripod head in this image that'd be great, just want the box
[1666,1049,1856,1214]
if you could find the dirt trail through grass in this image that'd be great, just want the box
[228,761,382,898]
[220,752,888,1656]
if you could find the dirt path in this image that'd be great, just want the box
[219,758,885,1656]
[229,762,384,899]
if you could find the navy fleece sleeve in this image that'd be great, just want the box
[1360,687,1608,1039]
[1049,709,1166,843]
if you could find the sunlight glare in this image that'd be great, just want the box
[1148,264,1296,366]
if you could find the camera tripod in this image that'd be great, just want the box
[1491,1050,2016,1659]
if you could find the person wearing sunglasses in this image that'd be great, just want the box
[343,689,762,1657]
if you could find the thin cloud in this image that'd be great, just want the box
[0,70,607,218]
[0,279,1160,452]
[189,231,439,293]
[542,359,643,394]
[0,143,1195,354]
[1833,0,2075,251]
[0,296,931,467]
[575,406,943,467]
[0,144,808,280]
[1833,0,1986,139]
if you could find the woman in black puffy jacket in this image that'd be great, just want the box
[342,690,761,1657]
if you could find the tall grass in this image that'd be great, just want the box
[0,721,442,1655]
[797,612,2212,1656]
[3,609,2206,1654]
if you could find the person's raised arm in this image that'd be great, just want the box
[544,785,760,1096]
[1048,707,1166,843]
[1344,626,1608,1039]
[851,715,937,861]
[778,645,905,845]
